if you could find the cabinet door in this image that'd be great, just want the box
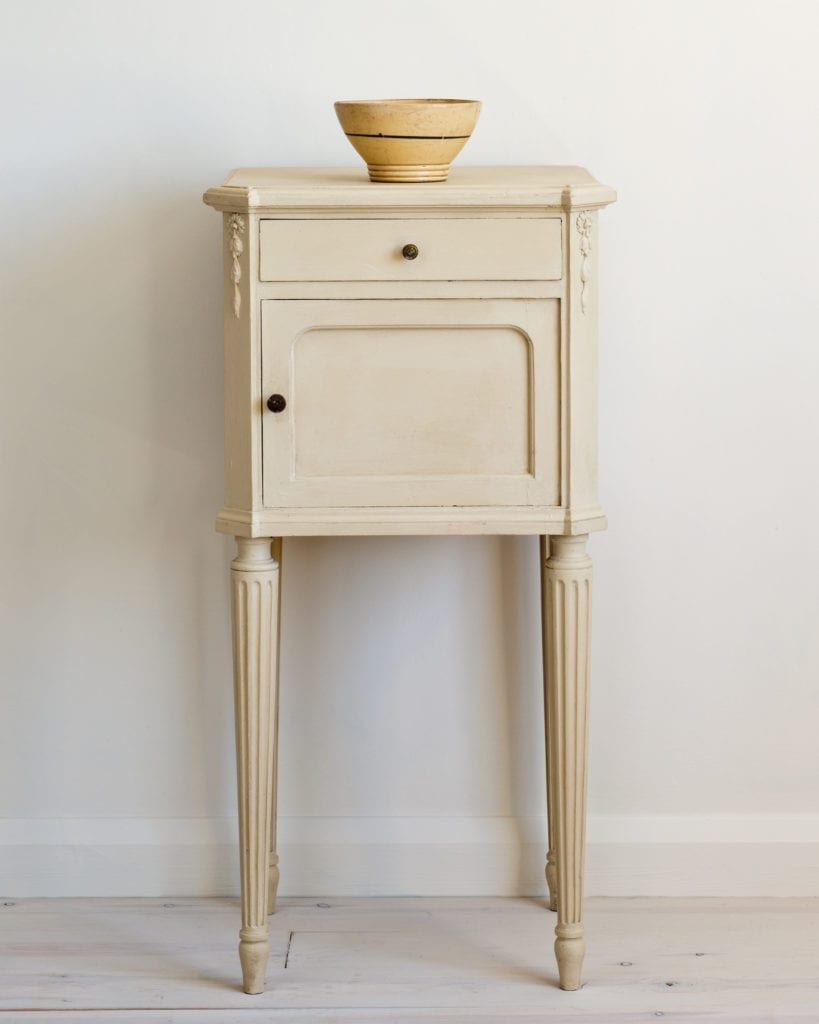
[261,298,559,509]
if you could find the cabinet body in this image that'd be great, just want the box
[206,167,615,538]
[204,166,616,996]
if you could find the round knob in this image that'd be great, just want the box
[266,394,287,413]
[401,243,419,261]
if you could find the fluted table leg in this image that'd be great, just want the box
[542,534,593,990]
[267,538,283,917]
[539,536,558,913]
[231,537,281,994]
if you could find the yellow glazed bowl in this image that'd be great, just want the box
[334,98,481,182]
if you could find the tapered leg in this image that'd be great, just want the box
[542,534,593,991]
[267,538,283,916]
[231,537,281,994]
[539,536,558,913]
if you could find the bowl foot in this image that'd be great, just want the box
[367,163,450,183]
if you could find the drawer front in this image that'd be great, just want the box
[261,298,560,509]
[259,218,562,282]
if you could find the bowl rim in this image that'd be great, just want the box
[334,98,480,107]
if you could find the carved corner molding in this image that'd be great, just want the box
[228,214,245,319]
[575,211,593,315]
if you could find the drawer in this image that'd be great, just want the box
[259,218,562,282]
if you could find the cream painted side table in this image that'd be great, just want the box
[203,166,616,994]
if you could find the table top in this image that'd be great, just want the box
[203,165,617,213]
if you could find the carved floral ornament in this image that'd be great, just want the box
[228,214,245,318]
[575,210,593,315]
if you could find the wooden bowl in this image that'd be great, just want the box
[334,98,481,182]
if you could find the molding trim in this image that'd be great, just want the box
[214,504,608,538]
[228,213,245,318]
[2,816,819,898]
[575,210,593,314]
[202,184,618,215]
[5,814,819,845]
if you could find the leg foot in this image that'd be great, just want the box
[545,849,558,912]
[555,924,585,990]
[239,926,269,994]
[266,852,280,916]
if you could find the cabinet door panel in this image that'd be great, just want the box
[261,299,559,508]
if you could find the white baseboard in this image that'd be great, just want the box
[2,815,818,898]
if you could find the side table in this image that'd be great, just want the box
[203,165,616,993]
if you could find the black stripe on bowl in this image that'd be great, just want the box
[345,132,472,140]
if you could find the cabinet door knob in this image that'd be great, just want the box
[401,243,419,260]
[266,394,287,413]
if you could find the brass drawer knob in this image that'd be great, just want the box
[266,394,287,413]
[401,243,419,260]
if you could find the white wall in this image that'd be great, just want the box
[2,0,819,898]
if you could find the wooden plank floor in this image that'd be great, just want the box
[1,897,817,1022]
